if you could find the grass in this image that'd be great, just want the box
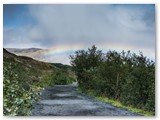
[96,96,154,116]
[78,88,154,116]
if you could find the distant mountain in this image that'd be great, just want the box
[6,48,42,53]
[6,48,49,62]
[5,48,70,65]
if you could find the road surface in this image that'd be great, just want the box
[32,84,141,116]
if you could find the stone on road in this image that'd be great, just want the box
[32,84,141,116]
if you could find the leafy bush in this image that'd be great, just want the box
[3,63,40,116]
[70,45,155,113]
[48,70,75,85]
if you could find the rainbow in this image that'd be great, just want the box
[34,44,154,62]
[40,45,85,57]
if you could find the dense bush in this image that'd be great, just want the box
[47,70,76,86]
[3,62,40,116]
[70,45,155,113]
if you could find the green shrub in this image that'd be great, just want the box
[70,45,155,114]
[3,63,40,116]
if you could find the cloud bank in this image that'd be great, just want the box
[3,4,155,63]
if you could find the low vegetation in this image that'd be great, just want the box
[70,45,155,115]
[81,89,154,116]
[41,69,76,86]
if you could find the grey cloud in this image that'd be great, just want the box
[30,5,154,47]
[4,4,155,60]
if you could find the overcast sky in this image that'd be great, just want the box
[3,4,155,63]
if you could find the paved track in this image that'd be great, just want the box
[32,84,141,116]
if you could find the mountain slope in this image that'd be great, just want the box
[4,48,53,71]
[3,48,75,85]
[6,48,42,53]
[3,48,58,92]
[5,48,70,65]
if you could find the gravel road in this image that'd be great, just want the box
[31,84,141,116]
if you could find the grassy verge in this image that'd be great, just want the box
[96,97,154,116]
[78,87,154,116]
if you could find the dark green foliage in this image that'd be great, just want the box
[41,69,76,86]
[3,62,40,116]
[50,70,75,85]
[70,45,103,90]
[70,45,155,113]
